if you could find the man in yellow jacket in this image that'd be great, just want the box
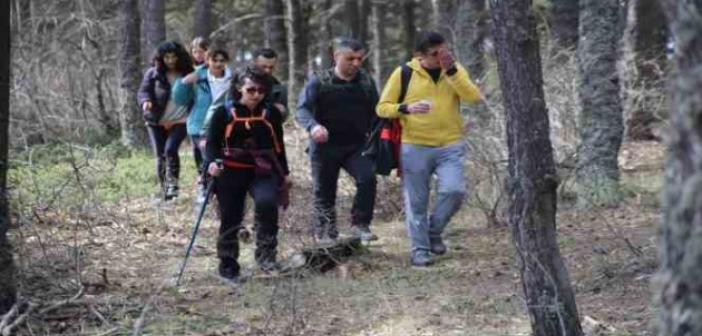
[377,31,481,266]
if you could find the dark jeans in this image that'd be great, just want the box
[215,168,280,269]
[190,135,205,175]
[309,141,376,239]
[146,124,187,188]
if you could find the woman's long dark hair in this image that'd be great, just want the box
[230,65,274,102]
[151,40,193,76]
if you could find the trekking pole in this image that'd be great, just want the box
[176,160,220,286]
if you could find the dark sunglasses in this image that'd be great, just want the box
[245,87,266,95]
[211,58,227,63]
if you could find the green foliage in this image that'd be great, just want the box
[8,142,197,209]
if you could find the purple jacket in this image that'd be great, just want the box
[137,67,172,125]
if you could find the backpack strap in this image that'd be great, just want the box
[398,64,412,104]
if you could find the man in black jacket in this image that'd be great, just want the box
[252,48,289,121]
[296,37,379,243]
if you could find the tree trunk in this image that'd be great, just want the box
[625,0,667,140]
[285,0,309,110]
[403,0,417,61]
[455,0,487,81]
[193,0,212,39]
[489,1,583,335]
[432,0,455,43]
[265,0,288,81]
[371,2,389,85]
[119,0,143,147]
[0,0,16,315]
[575,0,624,208]
[657,1,702,335]
[547,0,579,52]
[142,0,166,68]
[318,0,334,70]
[358,0,371,46]
[343,0,360,40]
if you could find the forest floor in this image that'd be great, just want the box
[6,137,663,336]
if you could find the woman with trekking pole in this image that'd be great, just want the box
[204,65,292,283]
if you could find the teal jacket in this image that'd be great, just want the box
[173,66,232,136]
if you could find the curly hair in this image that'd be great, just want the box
[230,65,274,101]
[151,40,193,76]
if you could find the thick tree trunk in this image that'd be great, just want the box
[657,1,702,335]
[119,0,143,147]
[455,0,487,81]
[285,0,309,110]
[318,0,334,70]
[489,1,583,335]
[432,0,455,43]
[142,0,166,68]
[575,0,625,208]
[403,0,417,61]
[0,0,16,315]
[625,0,667,140]
[358,0,370,46]
[193,0,212,39]
[265,0,288,81]
[371,2,389,85]
[547,0,579,52]
[343,0,359,38]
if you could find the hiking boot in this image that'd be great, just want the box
[430,236,447,255]
[410,251,434,267]
[351,225,378,242]
[218,258,241,281]
[165,181,179,200]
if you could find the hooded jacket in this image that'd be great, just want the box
[376,58,481,146]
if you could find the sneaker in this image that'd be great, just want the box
[410,251,434,267]
[315,236,338,246]
[351,226,378,242]
[258,259,279,273]
[430,236,447,255]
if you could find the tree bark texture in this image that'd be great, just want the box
[575,0,625,208]
[432,0,455,44]
[142,0,166,68]
[193,0,212,39]
[657,1,702,335]
[0,0,16,315]
[318,0,334,70]
[265,0,288,81]
[371,2,389,85]
[343,0,360,39]
[119,0,143,147]
[285,0,309,110]
[403,0,417,61]
[489,1,583,335]
[455,0,488,81]
[625,0,667,140]
[547,0,579,52]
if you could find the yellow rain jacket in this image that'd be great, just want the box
[376,58,481,146]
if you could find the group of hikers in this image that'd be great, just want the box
[137,30,481,283]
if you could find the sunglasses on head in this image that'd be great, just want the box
[245,87,266,95]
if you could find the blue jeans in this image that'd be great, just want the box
[401,142,466,254]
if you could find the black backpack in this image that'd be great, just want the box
[362,64,412,175]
